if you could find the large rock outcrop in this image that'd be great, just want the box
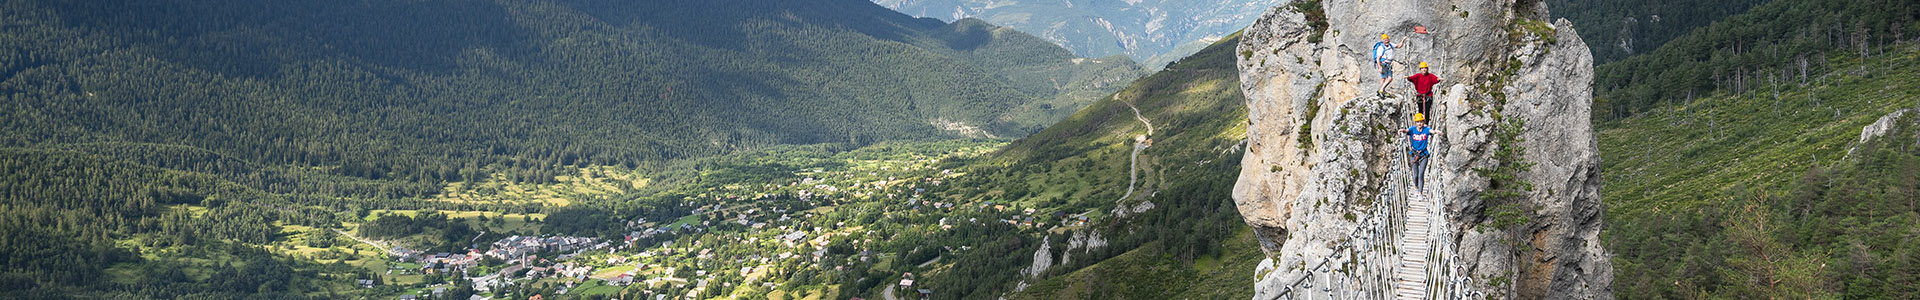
[1232,0,1612,298]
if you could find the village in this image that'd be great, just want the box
[334,140,1100,299]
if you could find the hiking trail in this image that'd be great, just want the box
[335,229,405,257]
[1116,100,1154,203]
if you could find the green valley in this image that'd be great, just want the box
[0,0,1143,197]
[0,0,1154,298]
[11,0,1920,298]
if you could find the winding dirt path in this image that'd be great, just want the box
[1116,141,1147,203]
[334,229,405,257]
[916,257,941,268]
[1116,100,1154,203]
[1125,100,1154,136]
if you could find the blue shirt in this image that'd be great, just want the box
[1407,125,1431,155]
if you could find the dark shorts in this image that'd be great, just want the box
[1379,63,1393,79]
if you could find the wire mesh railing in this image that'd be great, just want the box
[1262,96,1408,300]
[1421,100,1482,300]
[1263,154,1403,300]
[1260,92,1481,300]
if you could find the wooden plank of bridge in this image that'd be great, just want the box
[1395,190,1433,300]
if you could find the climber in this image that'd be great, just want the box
[1405,62,1442,117]
[1373,34,1396,96]
[1399,113,1441,191]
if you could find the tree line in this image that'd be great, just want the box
[1547,0,1771,64]
[1593,0,1919,120]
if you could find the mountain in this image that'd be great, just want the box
[1546,0,1771,64]
[1591,0,1919,120]
[473,34,1259,298]
[1234,0,1611,298]
[1582,0,1920,296]
[0,0,1142,190]
[0,0,1150,297]
[909,33,1254,300]
[1601,44,1920,298]
[871,0,1281,69]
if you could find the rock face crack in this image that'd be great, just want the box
[1233,0,1613,299]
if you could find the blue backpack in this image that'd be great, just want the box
[1373,41,1395,64]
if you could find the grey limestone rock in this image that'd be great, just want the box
[1232,0,1612,298]
[1849,109,1917,158]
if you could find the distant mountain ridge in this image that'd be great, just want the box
[872,0,1281,68]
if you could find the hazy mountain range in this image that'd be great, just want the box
[872,0,1281,68]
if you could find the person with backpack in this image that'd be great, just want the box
[1399,113,1441,191]
[1373,34,1396,96]
[1405,62,1442,117]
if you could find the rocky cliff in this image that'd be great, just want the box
[1232,0,1612,298]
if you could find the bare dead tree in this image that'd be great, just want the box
[1856,21,1870,64]
[1797,54,1808,85]
[1735,42,1747,95]
[1720,66,1735,93]
[1897,22,1906,42]
[1770,72,1781,115]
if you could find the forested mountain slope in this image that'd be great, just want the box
[1592,0,1918,120]
[1547,0,1771,64]
[1603,42,1920,298]
[872,0,1280,69]
[905,33,1253,300]
[1590,0,1920,295]
[0,0,1142,192]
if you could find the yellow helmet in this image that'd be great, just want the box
[1381,34,1389,39]
[1419,62,1429,68]
[1414,113,1427,122]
